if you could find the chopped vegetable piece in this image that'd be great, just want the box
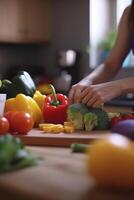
[71,143,90,153]
[51,124,64,133]
[64,126,74,133]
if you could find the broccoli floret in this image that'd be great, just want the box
[88,107,110,130]
[84,112,98,131]
[68,104,110,131]
[67,103,89,130]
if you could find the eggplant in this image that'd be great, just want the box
[111,119,134,140]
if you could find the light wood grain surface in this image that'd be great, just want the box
[0,146,134,200]
[17,129,111,147]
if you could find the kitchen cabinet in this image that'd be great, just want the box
[0,0,50,43]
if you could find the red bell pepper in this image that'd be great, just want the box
[110,116,122,127]
[43,84,69,124]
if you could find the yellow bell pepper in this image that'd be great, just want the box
[37,83,53,95]
[33,90,46,110]
[4,93,43,127]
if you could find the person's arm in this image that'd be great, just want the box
[69,6,132,104]
[80,6,132,85]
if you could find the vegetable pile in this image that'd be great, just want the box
[5,93,42,127]
[0,70,45,133]
[0,134,40,172]
[0,71,70,134]
[1,70,134,136]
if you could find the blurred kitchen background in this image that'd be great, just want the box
[0,0,134,106]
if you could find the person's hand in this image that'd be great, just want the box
[78,81,122,107]
[69,80,123,107]
[68,82,90,104]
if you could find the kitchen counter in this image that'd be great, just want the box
[106,99,134,108]
[0,145,134,200]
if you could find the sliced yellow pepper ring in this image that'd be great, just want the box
[51,124,64,133]
[42,126,53,133]
[64,126,74,133]
[39,122,75,134]
[39,123,55,130]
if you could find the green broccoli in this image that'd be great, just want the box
[88,107,110,130]
[67,103,89,130]
[84,112,98,131]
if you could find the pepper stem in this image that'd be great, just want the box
[49,84,60,106]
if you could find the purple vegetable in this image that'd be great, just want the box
[111,119,134,140]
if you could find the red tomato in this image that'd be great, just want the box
[4,111,18,132]
[110,116,122,127]
[4,111,34,134]
[0,116,10,135]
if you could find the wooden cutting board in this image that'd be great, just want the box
[17,129,111,147]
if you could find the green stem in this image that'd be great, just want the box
[49,84,59,106]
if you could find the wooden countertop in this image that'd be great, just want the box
[0,146,134,200]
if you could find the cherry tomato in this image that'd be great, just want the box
[0,116,10,135]
[110,116,122,127]
[4,111,34,134]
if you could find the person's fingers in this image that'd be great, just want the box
[81,89,94,104]
[68,85,90,104]
[68,88,75,104]
[87,96,98,107]
[81,95,90,104]
[73,88,82,103]
[92,99,104,108]
[73,86,87,103]
[80,87,90,100]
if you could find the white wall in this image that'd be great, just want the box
[89,0,116,68]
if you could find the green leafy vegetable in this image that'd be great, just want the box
[0,134,41,172]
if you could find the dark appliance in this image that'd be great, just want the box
[56,49,81,86]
